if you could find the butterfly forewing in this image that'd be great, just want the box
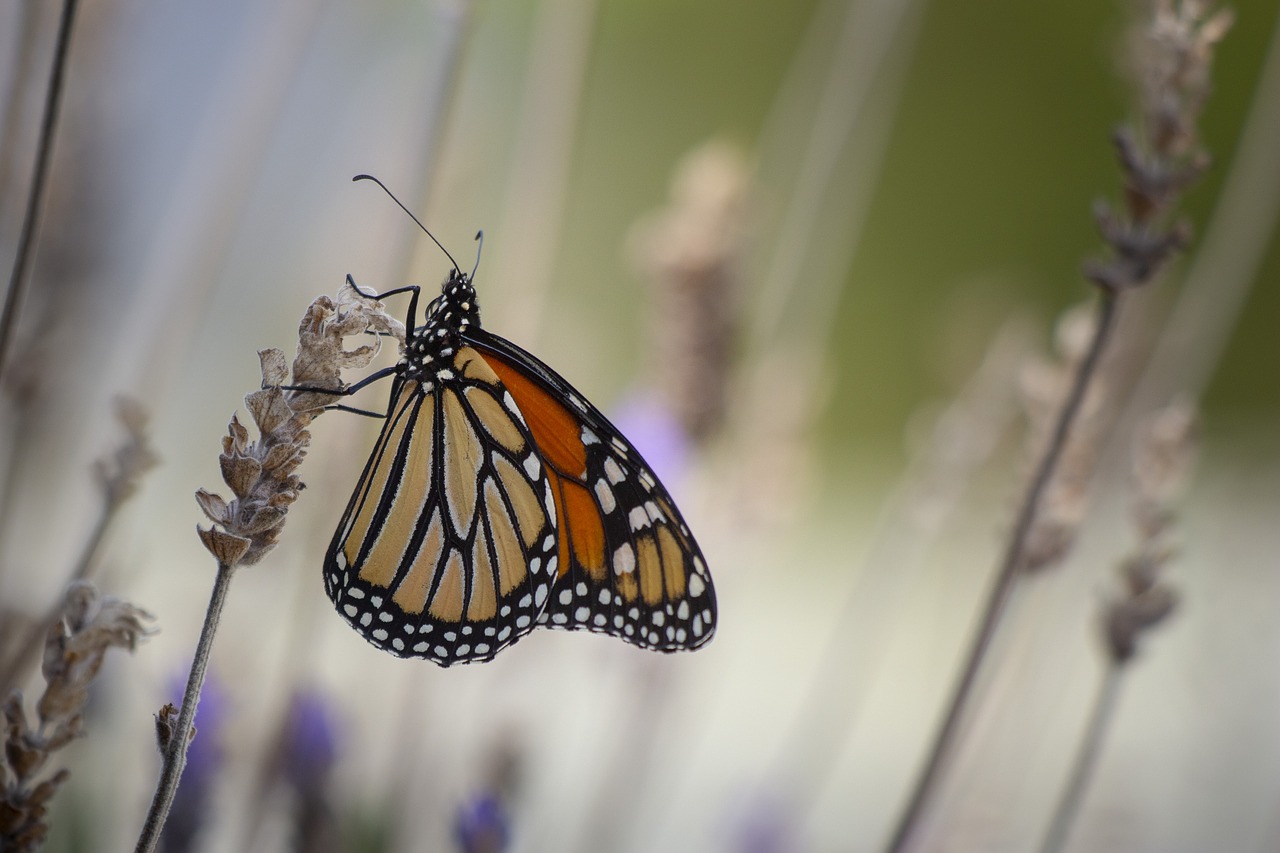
[324,348,559,666]
[468,331,717,653]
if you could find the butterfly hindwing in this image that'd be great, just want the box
[467,329,718,653]
[324,348,559,666]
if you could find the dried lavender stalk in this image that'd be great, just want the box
[885,5,1230,850]
[1,582,152,852]
[0,398,159,696]
[133,282,401,853]
[1038,398,1197,853]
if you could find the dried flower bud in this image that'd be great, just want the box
[1104,584,1178,662]
[154,703,180,754]
[194,490,231,526]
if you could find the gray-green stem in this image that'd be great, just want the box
[133,560,237,853]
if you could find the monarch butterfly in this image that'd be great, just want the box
[316,178,717,667]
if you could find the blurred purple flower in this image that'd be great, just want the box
[732,791,792,853]
[159,672,226,853]
[276,688,342,853]
[611,393,691,492]
[453,792,509,853]
[280,687,340,793]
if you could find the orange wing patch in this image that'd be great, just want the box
[481,352,587,478]
[562,478,606,579]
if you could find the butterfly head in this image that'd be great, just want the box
[421,269,480,331]
[401,270,481,383]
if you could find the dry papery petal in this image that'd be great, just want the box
[245,387,294,436]
[194,489,231,525]
[290,283,404,397]
[238,505,287,537]
[219,454,262,501]
[259,347,289,387]
[197,526,252,566]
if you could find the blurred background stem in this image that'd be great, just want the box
[0,0,79,381]
[884,289,1120,853]
[1036,661,1123,853]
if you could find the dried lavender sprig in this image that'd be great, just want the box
[0,398,159,696]
[627,139,751,443]
[133,283,402,853]
[1,582,153,852]
[885,5,1229,851]
[1037,399,1196,853]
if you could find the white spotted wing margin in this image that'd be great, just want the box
[464,328,718,654]
[324,360,560,667]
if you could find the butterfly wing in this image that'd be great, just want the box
[466,328,717,652]
[324,348,560,666]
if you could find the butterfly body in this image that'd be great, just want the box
[325,270,717,666]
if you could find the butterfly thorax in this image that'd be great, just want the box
[397,271,481,386]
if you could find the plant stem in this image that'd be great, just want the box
[133,560,237,853]
[884,290,1120,853]
[0,496,115,693]
[1037,661,1124,853]
[0,0,80,380]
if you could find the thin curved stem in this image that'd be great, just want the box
[0,0,80,381]
[0,497,115,694]
[884,291,1120,853]
[133,561,237,853]
[1037,661,1124,853]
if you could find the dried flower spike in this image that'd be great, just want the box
[628,139,751,441]
[1101,398,1198,663]
[2,582,152,852]
[93,396,161,510]
[1017,304,1109,572]
[195,282,402,567]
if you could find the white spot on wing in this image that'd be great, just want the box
[505,392,527,424]
[614,544,636,575]
[594,479,616,513]
[645,501,662,523]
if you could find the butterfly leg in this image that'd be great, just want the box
[347,274,423,330]
[323,403,388,419]
[276,365,399,397]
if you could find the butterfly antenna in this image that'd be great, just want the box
[471,231,484,280]
[352,174,460,272]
